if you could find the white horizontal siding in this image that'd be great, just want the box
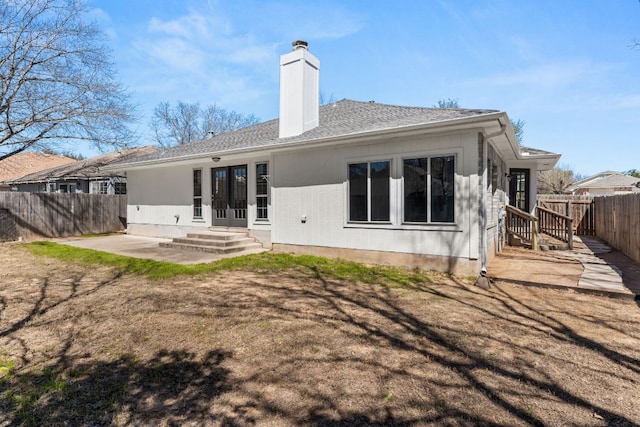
[272,131,481,259]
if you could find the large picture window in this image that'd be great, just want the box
[193,169,202,219]
[403,155,455,223]
[348,161,390,222]
[256,163,268,220]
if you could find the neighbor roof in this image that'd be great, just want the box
[6,146,157,184]
[109,99,501,167]
[566,171,640,191]
[0,152,76,183]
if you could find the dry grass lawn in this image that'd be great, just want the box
[1,243,640,426]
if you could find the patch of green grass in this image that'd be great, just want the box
[0,353,15,381]
[23,241,432,287]
[6,368,67,420]
[79,232,122,238]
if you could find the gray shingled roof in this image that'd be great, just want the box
[7,146,157,183]
[114,99,499,166]
[567,172,640,191]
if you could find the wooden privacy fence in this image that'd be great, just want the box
[0,192,127,241]
[537,195,595,236]
[594,193,640,264]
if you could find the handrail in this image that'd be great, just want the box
[505,205,538,250]
[537,205,574,249]
[537,205,571,221]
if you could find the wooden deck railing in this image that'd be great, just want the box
[505,205,538,250]
[537,205,574,249]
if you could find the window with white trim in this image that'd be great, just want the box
[193,169,202,219]
[256,163,268,220]
[403,155,455,223]
[91,181,108,194]
[348,160,390,222]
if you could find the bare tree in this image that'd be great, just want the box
[538,165,577,194]
[436,98,525,145]
[510,119,525,145]
[150,101,259,147]
[0,0,137,161]
[624,168,640,178]
[201,104,258,137]
[319,92,335,106]
[434,98,459,108]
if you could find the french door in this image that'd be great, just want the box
[211,165,247,227]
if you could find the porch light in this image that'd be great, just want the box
[212,157,221,162]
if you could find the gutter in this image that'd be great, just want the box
[480,121,507,276]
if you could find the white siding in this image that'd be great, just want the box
[127,163,212,235]
[271,131,481,260]
[125,131,484,261]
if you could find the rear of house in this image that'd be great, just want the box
[108,42,560,275]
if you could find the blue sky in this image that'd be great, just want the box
[89,0,640,176]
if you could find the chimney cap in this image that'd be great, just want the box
[292,40,308,50]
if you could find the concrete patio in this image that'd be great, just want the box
[53,234,267,264]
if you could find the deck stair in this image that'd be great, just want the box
[506,205,573,251]
[159,230,264,255]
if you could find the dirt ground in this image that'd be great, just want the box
[489,241,640,296]
[1,243,640,426]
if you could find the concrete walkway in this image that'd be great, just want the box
[54,234,267,265]
[557,236,634,298]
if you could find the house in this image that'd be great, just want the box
[0,152,76,191]
[5,146,157,195]
[565,170,640,196]
[105,41,560,275]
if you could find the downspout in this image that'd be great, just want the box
[480,122,507,276]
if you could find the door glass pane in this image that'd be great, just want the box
[516,172,527,211]
[232,166,247,219]
[349,163,368,221]
[370,161,390,221]
[431,156,455,223]
[404,158,428,222]
[213,168,227,218]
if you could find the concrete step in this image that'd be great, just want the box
[160,240,263,254]
[160,229,263,256]
[174,236,254,248]
[187,232,248,241]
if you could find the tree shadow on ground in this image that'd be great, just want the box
[1,349,230,426]
[213,267,640,426]
[1,251,640,425]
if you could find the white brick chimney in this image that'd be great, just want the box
[279,40,320,138]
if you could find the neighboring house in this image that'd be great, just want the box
[106,41,560,274]
[565,171,640,196]
[0,152,76,191]
[6,146,157,195]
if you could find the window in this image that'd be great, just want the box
[348,161,390,222]
[403,155,455,223]
[430,156,455,222]
[256,163,268,220]
[193,169,202,218]
[403,158,428,222]
[91,181,108,194]
[114,182,127,195]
